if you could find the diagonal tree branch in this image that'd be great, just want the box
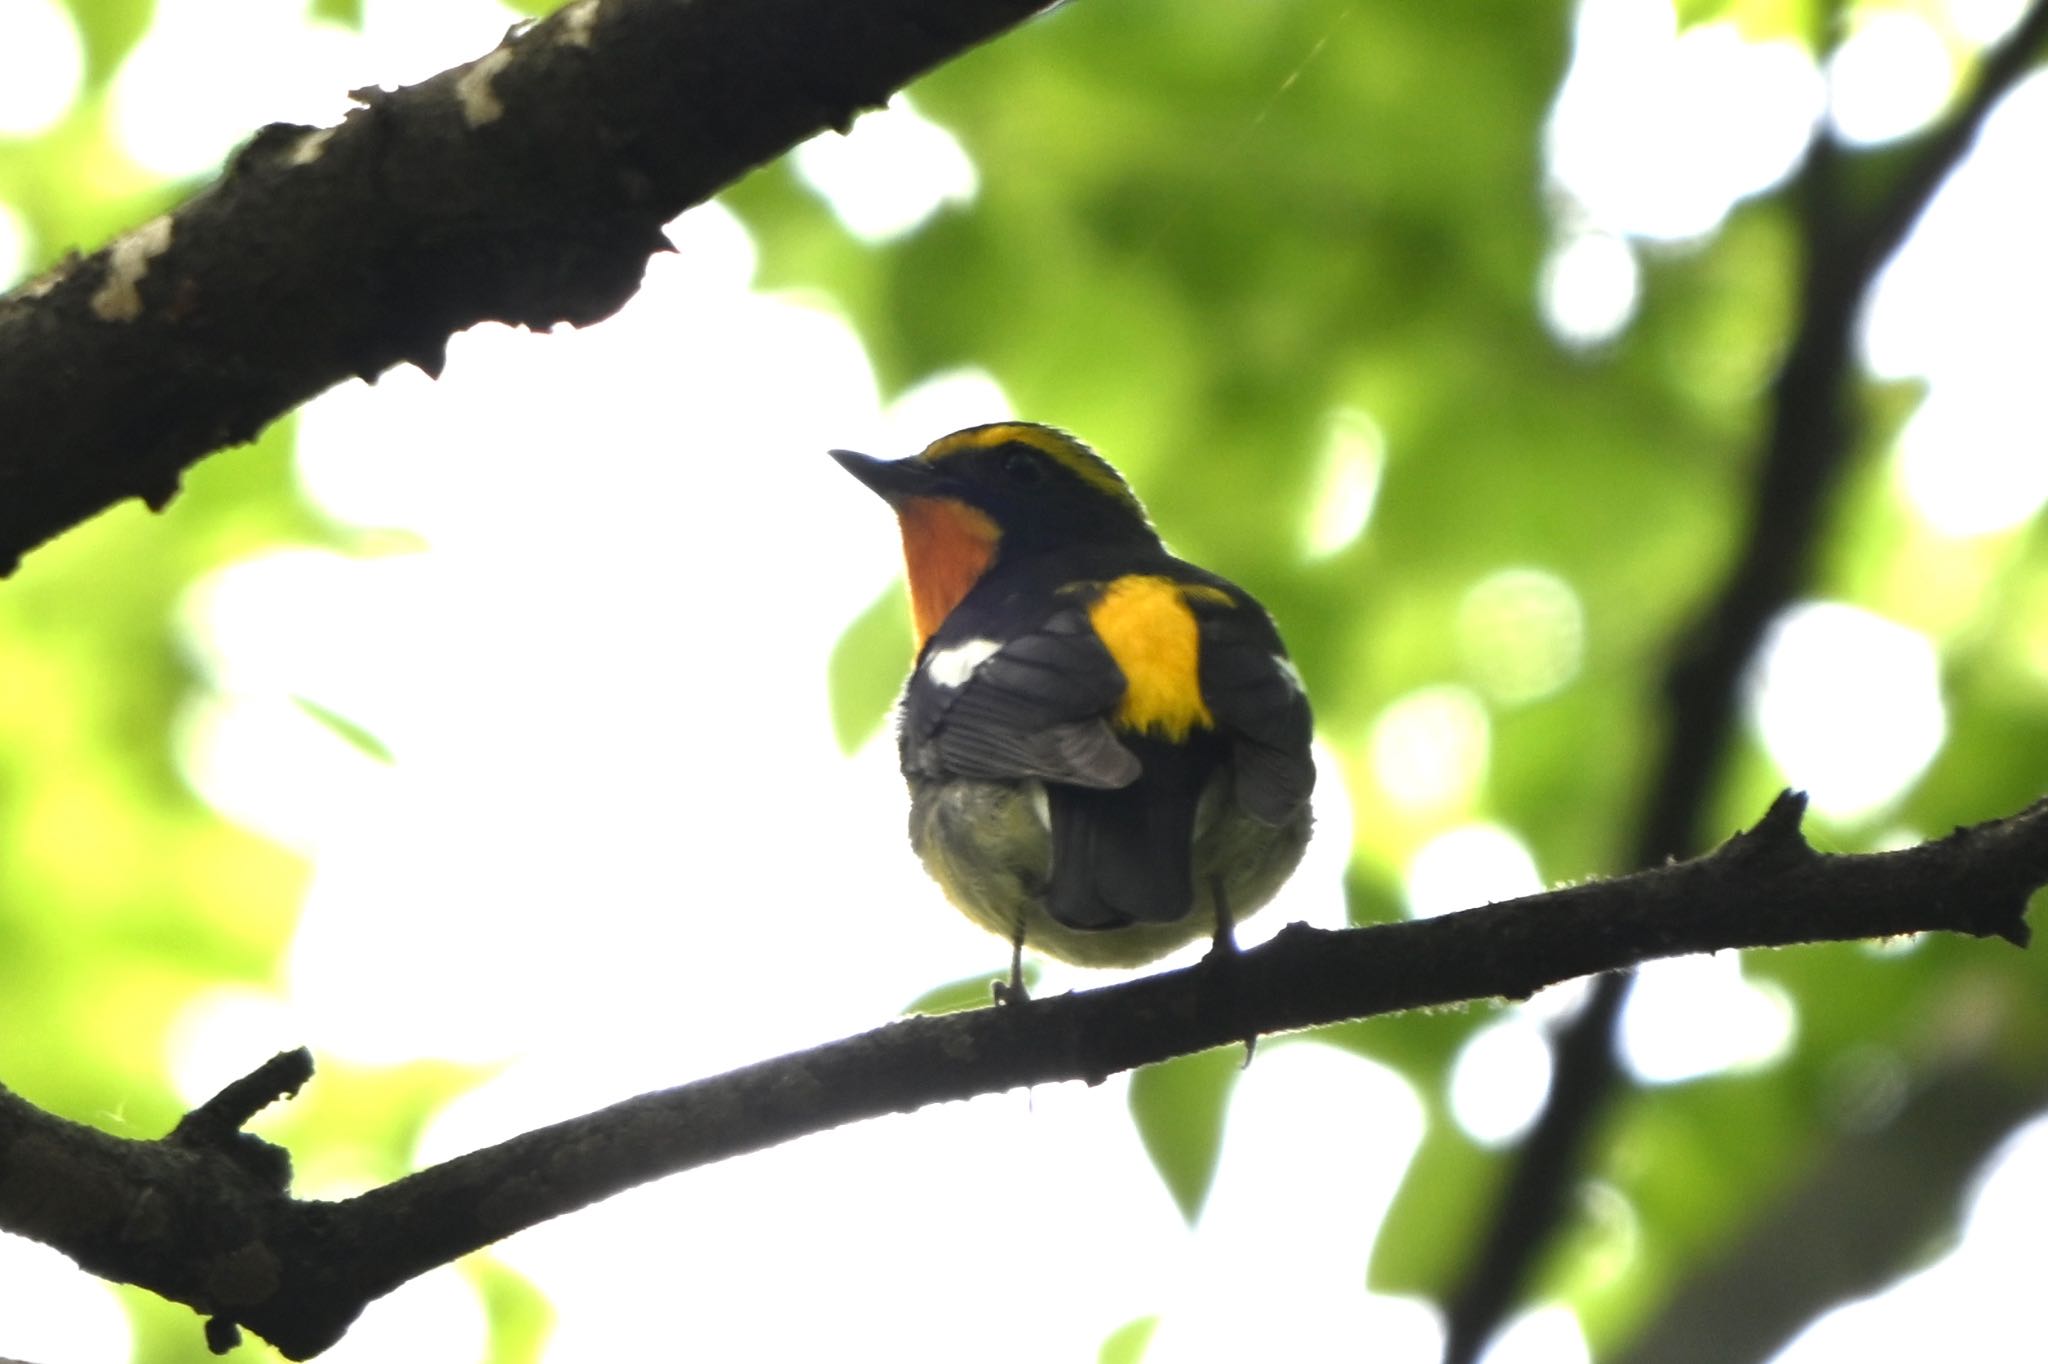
[4,791,2044,1360]
[0,0,1057,575]
[1437,5,2048,1358]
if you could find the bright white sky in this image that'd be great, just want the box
[1,1,2044,1361]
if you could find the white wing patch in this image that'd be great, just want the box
[924,637,1003,689]
[1275,654,1307,694]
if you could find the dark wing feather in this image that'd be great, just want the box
[901,608,1140,789]
[1195,602,1316,825]
[1048,735,1223,928]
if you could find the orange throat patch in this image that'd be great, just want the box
[895,498,1000,646]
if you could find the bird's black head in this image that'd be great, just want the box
[830,422,1160,559]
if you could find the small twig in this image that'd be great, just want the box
[171,1047,314,1151]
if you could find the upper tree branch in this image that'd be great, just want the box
[1438,5,2048,1358]
[0,0,1056,573]
[3,792,2043,1359]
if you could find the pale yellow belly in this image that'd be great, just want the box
[905,774,1312,969]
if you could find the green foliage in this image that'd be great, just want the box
[471,1254,557,1364]
[0,412,491,1358]
[1368,1098,1497,1295]
[64,0,156,88]
[0,427,313,1123]
[0,19,526,1358]
[5,0,2045,1359]
[309,0,365,30]
[1127,1045,1243,1222]
[826,581,911,754]
[1097,1313,1161,1364]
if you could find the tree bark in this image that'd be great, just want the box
[0,0,1057,573]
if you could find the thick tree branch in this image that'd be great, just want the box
[3,792,2043,1359]
[0,0,1056,574]
[1437,8,2048,1358]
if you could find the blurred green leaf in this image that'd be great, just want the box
[1098,1313,1160,1364]
[473,1255,557,1364]
[309,0,365,28]
[827,580,911,754]
[1128,1045,1243,1223]
[1367,1114,1496,1296]
[64,0,155,88]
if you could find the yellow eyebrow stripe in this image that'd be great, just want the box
[919,423,1142,513]
[1086,575,1220,741]
[919,423,1045,461]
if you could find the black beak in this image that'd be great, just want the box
[830,448,941,501]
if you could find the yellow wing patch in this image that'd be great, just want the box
[1087,575,1222,741]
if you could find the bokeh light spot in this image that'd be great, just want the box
[318,1266,489,1364]
[1548,0,1822,240]
[1748,602,1946,822]
[1539,225,1640,347]
[1450,1013,1554,1145]
[1150,1045,1429,1362]
[0,0,83,137]
[0,1232,130,1364]
[1895,379,2048,538]
[1303,408,1385,559]
[880,367,1015,456]
[794,97,978,242]
[111,0,361,177]
[1404,823,1543,920]
[1458,566,1586,705]
[1369,685,1491,816]
[1621,954,1797,1084]
[1827,9,1957,146]
[1481,1303,1591,1364]
[1865,77,2048,544]
[166,987,304,1111]
[1951,0,2033,43]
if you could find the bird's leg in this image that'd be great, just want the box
[1206,873,1240,960]
[993,918,1029,1006]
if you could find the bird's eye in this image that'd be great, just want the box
[1003,452,1045,486]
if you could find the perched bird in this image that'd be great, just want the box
[832,422,1314,984]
